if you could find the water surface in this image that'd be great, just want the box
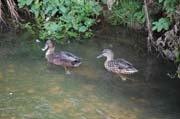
[0,27,180,119]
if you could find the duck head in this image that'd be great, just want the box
[97,49,114,61]
[42,39,56,57]
[42,39,55,51]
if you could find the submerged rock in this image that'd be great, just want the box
[80,116,87,119]
[96,109,104,115]
[103,116,112,119]
[69,98,80,105]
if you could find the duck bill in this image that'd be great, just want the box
[41,44,48,51]
[35,39,41,43]
[96,54,103,59]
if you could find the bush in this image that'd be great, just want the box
[18,0,102,42]
[107,0,145,28]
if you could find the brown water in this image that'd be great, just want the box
[0,27,180,119]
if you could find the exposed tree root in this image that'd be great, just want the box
[0,0,21,24]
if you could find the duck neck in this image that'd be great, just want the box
[105,55,114,62]
[45,47,55,58]
[104,55,113,69]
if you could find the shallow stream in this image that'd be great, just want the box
[0,27,180,119]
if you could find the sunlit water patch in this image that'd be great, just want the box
[0,28,180,119]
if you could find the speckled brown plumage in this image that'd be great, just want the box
[97,49,138,79]
[105,59,138,74]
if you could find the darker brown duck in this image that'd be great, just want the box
[42,39,81,74]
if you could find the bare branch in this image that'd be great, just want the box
[143,0,155,52]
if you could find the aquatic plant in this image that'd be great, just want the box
[17,0,102,42]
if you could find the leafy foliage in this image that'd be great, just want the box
[152,0,179,32]
[152,18,170,32]
[107,0,145,28]
[159,0,178,17]
[18,0,102,42]
[106,0,179,32]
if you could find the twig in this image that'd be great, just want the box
[143,0,155,52]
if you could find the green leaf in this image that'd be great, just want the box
[51,9,58,16]
[152,26,157,31]
[42,0,49,4]
[159,0,164,3]
[55,34,65,39]
[65,0,71,6]
[60,6,67,14]
[26,0,33,5]
[30,4,41,17]
[45,5,53,14]
[18,0,26,8]
[79,26,87,32]
[85,19,94,27]
[175,58,180,63]
[67,31,78,37]
[152,18,170,32]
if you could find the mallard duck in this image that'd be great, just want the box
[97,49,138,80]
[42,39,81,74]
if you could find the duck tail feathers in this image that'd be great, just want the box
[125,67,138,74]
[72,59,81,67]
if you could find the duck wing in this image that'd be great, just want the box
[54,51,80,62]
[107,58,138,74]
[61,51,81,61]
[113,58,134,69]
